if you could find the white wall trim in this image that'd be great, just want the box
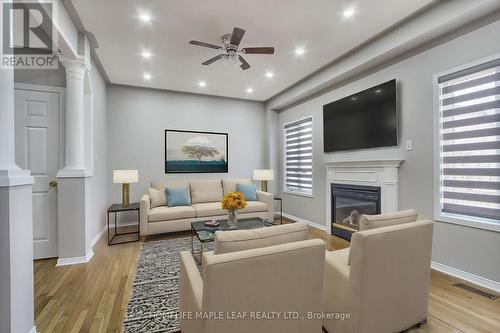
[28,326,37,333]
[282,212,327,231]
[91,227,106,249]
[56,250,94,267]
[431,261,500,293]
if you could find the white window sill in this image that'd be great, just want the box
[283,190,314,199]
[435,212,500,233]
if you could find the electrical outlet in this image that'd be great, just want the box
[405,140,413,151]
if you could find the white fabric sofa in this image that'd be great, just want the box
[140,179,274,235]
[180,223,325,333]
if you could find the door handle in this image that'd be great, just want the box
[49,180,57,187]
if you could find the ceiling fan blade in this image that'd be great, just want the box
[189,40,223,50]
[242,47,275,54]
[202,54,225,65]
[230,27,245,46]
[238,55,251,70]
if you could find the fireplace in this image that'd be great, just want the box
[331,183,381,241]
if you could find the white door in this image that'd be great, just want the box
[15,85,61,259]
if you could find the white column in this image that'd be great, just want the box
[0,66,20,171]
[58,58,89,176]
[0,19,36,333]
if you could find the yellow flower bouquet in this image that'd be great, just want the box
[221,191,247,228]
[221,191,248,210]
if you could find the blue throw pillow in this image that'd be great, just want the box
[236,183,257,201]
[166,187,191,207]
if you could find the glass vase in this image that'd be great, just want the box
[227,209,238,229]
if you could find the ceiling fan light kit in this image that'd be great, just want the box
[189,27,275,70]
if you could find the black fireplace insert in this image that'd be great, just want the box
[331,183,381,241]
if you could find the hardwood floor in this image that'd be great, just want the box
[34,221,500,333]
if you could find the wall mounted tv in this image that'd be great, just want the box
[323,79,398,152]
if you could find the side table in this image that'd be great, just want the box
[274,197,283,224]
[107,202,140,245]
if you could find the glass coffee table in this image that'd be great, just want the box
[191,217,274,264]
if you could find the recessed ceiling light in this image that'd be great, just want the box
[141,50,152,59]
[375,89,382,94]
[351,96,358,101]
[198,81,207,88]
[138,13,152,23]
[143,73,152,80]
[294,47,305,56]
[343,8,355,18]
[246,87,254,94]
[265,71,275,79]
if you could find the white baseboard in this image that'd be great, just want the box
[282,212,327,231]
[431,261,500,293]
[56,250,94,267]
[91,228,106,248]
[28,325,37,333]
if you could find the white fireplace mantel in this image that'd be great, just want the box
[325,159,404,234]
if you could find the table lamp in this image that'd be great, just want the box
[253,169,274,192]
[113,170,138,207]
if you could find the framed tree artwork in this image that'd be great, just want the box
[165,129,228,173]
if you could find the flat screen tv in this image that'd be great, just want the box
[323,79,398,152]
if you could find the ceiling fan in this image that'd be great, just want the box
[189,27,274,70]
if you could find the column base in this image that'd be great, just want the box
[56,249,94,266]
[57,167,93,178]
[0,169,34,187]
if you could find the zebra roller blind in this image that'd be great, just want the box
[437,58,500,221]
[284,117,313,196]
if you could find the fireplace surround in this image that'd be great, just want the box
[325,159,404,239]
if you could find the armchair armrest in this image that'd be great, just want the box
[140,194,150,235]
[202,250,215,278]
[179,251,203,332]
[256,190,274,222]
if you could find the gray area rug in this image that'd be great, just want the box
[124,237,212,333]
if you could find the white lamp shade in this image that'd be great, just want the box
[113,170,138,183]
[253,169,274,181]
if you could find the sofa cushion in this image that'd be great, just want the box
[166,187,191,207]
[190,180,223,204]
[148,206,196,222]
[359,209,418,231]
[150,180,191,204]
[192,202,226,218]
[148,187,166,208]
[240,201,267,213]
[222,178,252,195]
[214,222,309,255]
[151,180,189,191]
[236,183,257,201]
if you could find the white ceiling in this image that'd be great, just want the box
[72,0,433,101]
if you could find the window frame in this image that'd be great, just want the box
[433,53,500,233]
[283,116,314,198]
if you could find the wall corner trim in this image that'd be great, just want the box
[56,250,94,267]
[282,212,327,231]
[431,261,500,293]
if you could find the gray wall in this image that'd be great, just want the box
[14,63,66,87]
[106,85,267,205]
[272,19,500,282]
[86,58,108,244]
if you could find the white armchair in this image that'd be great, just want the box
[180,239,326,333]
[323,216,433,333]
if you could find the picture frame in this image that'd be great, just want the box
[165,129,228,173]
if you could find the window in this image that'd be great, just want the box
[435,56,500,228]
[284,117,313,196]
